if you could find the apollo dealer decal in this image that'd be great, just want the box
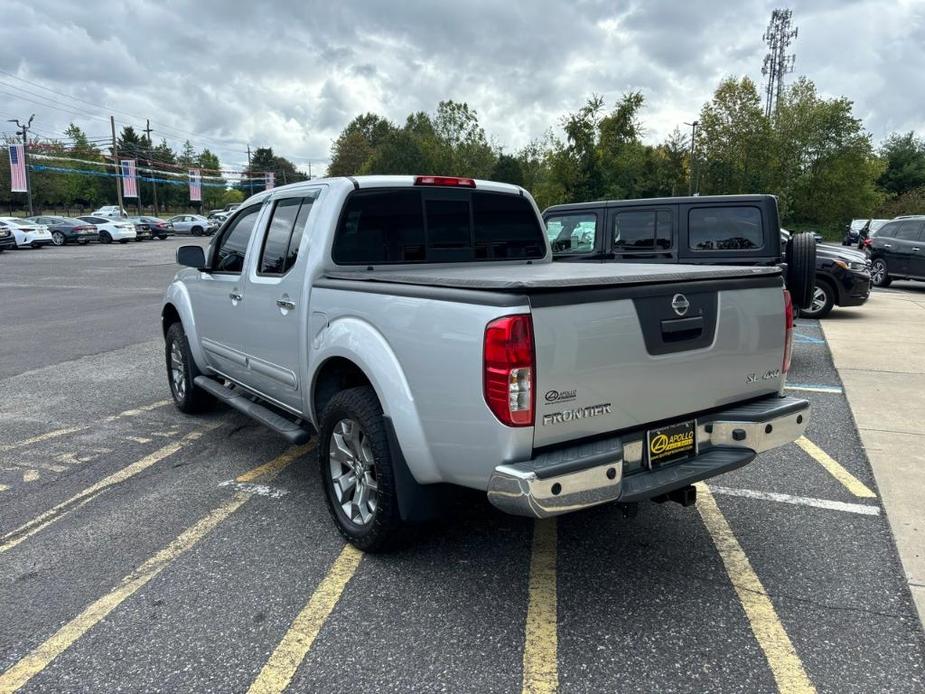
[542,403,612,426]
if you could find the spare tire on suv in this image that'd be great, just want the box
[785,232,816,310]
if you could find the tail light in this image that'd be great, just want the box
[782,289,794,376]
[483,314,535,426]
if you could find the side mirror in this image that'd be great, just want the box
[176,245,206,269]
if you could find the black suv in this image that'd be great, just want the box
[543,194,816,309]
[869,216,925,287]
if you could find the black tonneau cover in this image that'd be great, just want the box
[324,262,781,292]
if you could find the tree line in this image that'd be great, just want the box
[0,125,305,215]
[327,76,925,234]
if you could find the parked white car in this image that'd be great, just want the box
[91,205,129,218]
[0,217,53,248]
[77,216,137,244]
[167,214,216,236]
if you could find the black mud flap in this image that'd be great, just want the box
[383,416,456,523]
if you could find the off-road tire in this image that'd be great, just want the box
[319,386,404,552]
[786,232,816,310]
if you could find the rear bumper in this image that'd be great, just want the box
[486,394,810,518]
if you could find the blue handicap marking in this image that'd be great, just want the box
[794,332,825,345]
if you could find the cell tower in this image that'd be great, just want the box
[761,9,798,117]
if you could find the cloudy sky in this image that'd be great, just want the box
[1,0,922,174]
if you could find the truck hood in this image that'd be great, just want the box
[326,262,780,291]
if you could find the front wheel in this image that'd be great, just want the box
[800,281,834,318]
[319,386,403,552]
[52,231,65,246]
[164,322,215,413]
[871,258,892,287]
[191,227,202,237]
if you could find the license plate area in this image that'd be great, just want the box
[646,419,697,469]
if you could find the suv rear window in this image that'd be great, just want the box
[332,189,545,264]
[546,213,597,254]
[689,206,763,251]
[613,209,672,251]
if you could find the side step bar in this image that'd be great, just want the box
[193,376,312,444]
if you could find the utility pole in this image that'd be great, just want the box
[761,9,798,118]
[308,161,312,180]
[684,121,699,196]
[246,145,253,196]
[143,119,158,215]
[8,114,35,215]
[111,116,125,215]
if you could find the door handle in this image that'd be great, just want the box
[229,291,243,302]
[276,298,296,310]
[883,243,892,248]
[914,247,921,252]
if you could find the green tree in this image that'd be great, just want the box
[491,153,524,186]
[696,77,773,195]
[327,114,395,176]
[878,132,925,197]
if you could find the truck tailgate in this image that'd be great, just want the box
[531,274,786,448]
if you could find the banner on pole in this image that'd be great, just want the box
[121,160,138,198]
[264,172,275,190]
[8,145,27,192]
[189,169,202,202]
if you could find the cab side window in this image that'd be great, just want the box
[257,193,319,275]
[545,213,597,254]
[613,209,671,251]
[895,221,921,241]
[212,204,262,273]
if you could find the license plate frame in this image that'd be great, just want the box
[646,419,697,469]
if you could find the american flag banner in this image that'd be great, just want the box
[121,159,138,198]
[8,144,27,192]
[189,169,202,202]
[265,172,275,190]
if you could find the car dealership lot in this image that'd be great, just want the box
[1,241,923,692]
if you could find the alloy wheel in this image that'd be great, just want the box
[52,231,65,246]
[871,260,886,285]
[169,339,187,400]
[328,418,379,526]
[807,285,827,315]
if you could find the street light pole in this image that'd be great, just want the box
[8,115,35,215]
[684,121,699,196]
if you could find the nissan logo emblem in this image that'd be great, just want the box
[671,293,690,316]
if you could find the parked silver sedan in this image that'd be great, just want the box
[167,214,216,236]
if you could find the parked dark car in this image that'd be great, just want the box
[136,216,175,240]
[0,223,17,251]
[543,194,817,309]
[125,216,154,240]
[781,230,871,318]
[26,216,100,246]
[868,216,925,287]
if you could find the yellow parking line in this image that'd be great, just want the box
[0,446,307,693]
[0,400,171,454]
[696,483,815,694]
[236,443,314,483]
[247,544,364,694]
[522,518,558,694]
[796,437,876,498]
[0,492,250,694]
[0,426,217,555]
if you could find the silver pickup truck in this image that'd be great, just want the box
[162,175,809,551]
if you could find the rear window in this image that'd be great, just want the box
[332,189,545,264]
[689,206,763,251]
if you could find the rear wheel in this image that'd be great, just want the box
[800,280,834,318]
[192,227,203,236]
[871,258,892,287]
[164,322,215,413]
[51,231,65,246]
[319,386,403,552]
[100,231,112,244]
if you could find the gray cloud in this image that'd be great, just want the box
[0,0,921,174]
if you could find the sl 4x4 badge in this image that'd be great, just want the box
[745,369,781,383]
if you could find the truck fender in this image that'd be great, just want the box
[162,282,208,372]
[311,317,440,484]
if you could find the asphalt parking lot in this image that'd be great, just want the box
[1,240,923,693]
